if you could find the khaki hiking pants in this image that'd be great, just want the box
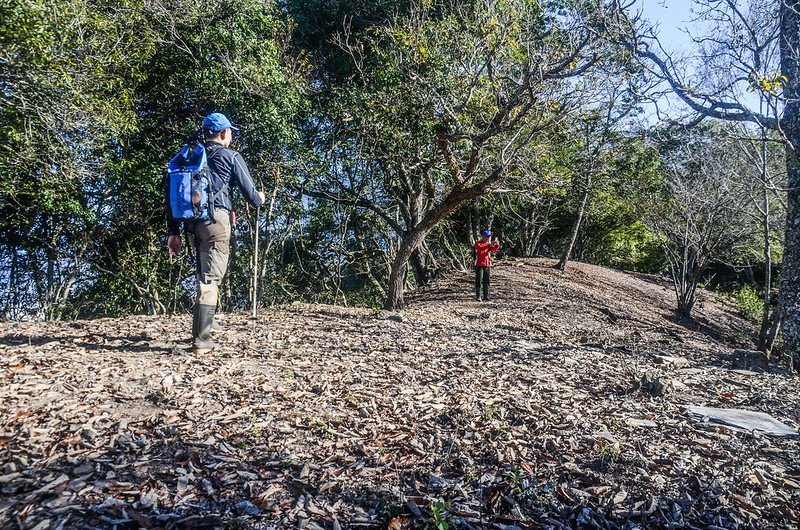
[192,210,231,307]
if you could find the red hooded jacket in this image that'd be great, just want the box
[474,240,499,267]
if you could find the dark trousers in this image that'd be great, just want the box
[475,266,490,300]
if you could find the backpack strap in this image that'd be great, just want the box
[206,151,236,222]
[207,174,231,206]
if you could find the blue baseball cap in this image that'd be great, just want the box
[203,112,239,132]
[482,230,492,237]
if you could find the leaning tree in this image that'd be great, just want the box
[303,0,622,309]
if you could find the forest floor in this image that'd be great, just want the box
[1,258,799,530]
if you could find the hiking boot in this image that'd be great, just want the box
[193,338,216,355]
[192,304,217,354]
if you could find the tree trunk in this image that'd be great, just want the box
[385,229,427,310]
[410,246,430,287]
[664,245,705,320]
[764,298,783,363]
[46,245,57,321]
[758,152,773,351]
[525,213,545,257]
[558,173,591,271]
[675,276,702,318]
[778,0,800,364]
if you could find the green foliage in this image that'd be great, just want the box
[0,0,153,318]
[503,465,524,495]
[0,0,306,318]
[592,222,665,272]
[598,440,621,463]
[734,285,763,321]
[482,403,500,422]
[224,517,248,530]
[426,500,451,530]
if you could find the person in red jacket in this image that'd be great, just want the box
[474,230,500,301]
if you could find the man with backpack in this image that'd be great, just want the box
[166,112,265,354]
[474,230,500,301]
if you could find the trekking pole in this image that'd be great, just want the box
[252,204,260,320]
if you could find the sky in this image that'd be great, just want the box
[638,0,697,55]
[630,0,782,128]
[633,0,704,124]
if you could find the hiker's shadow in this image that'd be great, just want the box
[0,333,176,354]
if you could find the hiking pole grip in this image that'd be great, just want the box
[252,204,260,320]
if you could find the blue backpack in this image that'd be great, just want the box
[166,143,229,222]
[166,143,209,221]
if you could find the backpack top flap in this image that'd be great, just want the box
[168,143,206,172]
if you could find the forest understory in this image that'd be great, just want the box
[1,258,799,530]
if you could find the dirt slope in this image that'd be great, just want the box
[1,258,799,529]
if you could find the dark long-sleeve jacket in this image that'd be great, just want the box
[168,141,264,235]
